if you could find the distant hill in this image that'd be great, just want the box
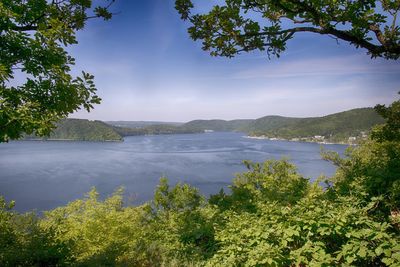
[248,108,384,142]
[25,119,123,141]
[113,124,200,137]
[182,119,253,132]
[245,116,301,133]
[106,121,183,129]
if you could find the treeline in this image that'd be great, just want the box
[1,101,399,266]
[106,121,183,128]
[181,119,253,132]
[112,124,200,137]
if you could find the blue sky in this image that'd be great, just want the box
[70,0,400,122]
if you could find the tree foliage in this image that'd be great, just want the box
[324,97,400,215]
[0,0,115,142]
[175,0,400,59]
[372,97,400,142]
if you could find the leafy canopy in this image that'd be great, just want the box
[0,0,115,142]
[324,96,400,215]
[175,0,400,59]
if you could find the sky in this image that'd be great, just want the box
[69,0,400,122]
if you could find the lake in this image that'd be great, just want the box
[0,132,347,212]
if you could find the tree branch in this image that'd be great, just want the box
[10,0,117,32]
[369,24,387,46]
[239,26,395,57]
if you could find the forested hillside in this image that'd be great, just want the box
[25,119,123,141]
[107,121,183,128]
[182,119,253,132]
[248,108,385,142]
[112,124,200,136]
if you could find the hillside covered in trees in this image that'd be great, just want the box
[112,124,200,137]
[106,121,183,128]
[25,119,123,141]
[181,119,253,132]
[246,108,385,143]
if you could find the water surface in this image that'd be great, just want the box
[0,132,346,212]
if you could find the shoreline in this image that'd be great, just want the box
[243,135,352,145]
[19,138,123,142]
[17,132,357,145]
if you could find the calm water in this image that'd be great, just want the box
[0,132,347,212]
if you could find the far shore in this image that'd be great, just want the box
[19,138,123,142]
[16,133,358,145]
[243,135,353,145]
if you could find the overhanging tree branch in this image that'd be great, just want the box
[175,0,400,60]
[0,0,115,142]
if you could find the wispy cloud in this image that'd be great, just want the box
[233,54,400,79]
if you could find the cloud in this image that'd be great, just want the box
[233,54,400,79]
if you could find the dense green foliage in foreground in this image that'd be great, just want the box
[1,101,399,266]
[25,119,122,141]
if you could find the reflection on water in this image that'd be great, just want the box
[0,132,346,212]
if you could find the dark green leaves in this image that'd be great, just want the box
[0,0,114,142]
[372,96,400,142]
[175,0,194,20]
